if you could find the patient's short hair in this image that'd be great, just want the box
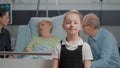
[38,20,53,32]
[38,20,52,26]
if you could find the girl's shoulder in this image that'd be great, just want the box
[82,42,90,47]
[83,42,88,45]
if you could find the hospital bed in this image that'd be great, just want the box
[14,15,66,58]
[0,59,52,68]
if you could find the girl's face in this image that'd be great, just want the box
[0,12,9,26]
[63,13,82,35]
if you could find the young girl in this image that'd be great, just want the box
[52,10,93,68]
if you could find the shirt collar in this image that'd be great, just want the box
[61,37,84,46]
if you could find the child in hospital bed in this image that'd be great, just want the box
[23,20,60,59]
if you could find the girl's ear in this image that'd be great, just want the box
[79,23,82,30]
[81,23,82,28]
[62,23,65,30]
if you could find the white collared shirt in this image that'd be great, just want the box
[52,38,93,60]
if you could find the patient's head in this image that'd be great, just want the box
[38,20,52,37]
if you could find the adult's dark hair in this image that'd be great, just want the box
[0,8,8,17]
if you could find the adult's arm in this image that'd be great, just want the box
[91,35,116,68]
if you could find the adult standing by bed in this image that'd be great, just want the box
[0,8,13,58]
[82,13,120,68]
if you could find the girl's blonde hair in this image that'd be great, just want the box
[64,10,83,22]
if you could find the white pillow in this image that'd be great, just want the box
[28,15,66,40]
[51,15,66,40]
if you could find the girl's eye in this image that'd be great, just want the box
[65,21,70,24]
[74,22,78,24]
[41,24,44,26]
[66,22,70,24]
[75,22,77,24]
[75,21,80,24]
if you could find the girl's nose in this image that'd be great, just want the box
[70,22,74,26]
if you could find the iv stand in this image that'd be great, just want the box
[36,0,40,17]
[46,0,48,17]
[100,0,103,26]
[36,0,48,17]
